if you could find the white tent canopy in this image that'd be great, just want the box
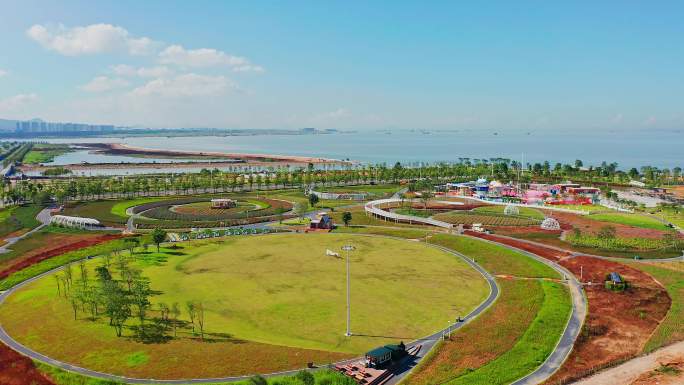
[540,217,561,231]
[50,215,101,229]
[504,204,520,216]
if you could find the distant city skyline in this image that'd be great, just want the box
[0,1,683,131]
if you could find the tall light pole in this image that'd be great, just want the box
[342,245,355,337]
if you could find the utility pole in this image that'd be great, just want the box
[342,245,355,337]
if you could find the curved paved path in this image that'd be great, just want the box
[0,208,51,254]
[364,197,588,385]
[0,233,499,384]
[470,235,587,385]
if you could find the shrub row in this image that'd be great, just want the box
[566,234,682,251]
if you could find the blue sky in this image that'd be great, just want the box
[0,0,682,131]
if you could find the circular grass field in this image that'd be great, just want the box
[0,233,489,379]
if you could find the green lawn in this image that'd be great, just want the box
[38,362,353,385]
[261,189,355,210]
[427,234,561,279]
[545,204,606,213]
[404,279,545,385]
[64,200,131,226]
[656,210,684,229]
[629,262,684,352]
[21,144,72,164]
[0,235,130,290]
[394,208,435,218]
[333,225,435,239]
[328,209,431,228]
[110,197,175,218]
[0,226,113,270]
[446,281,571,385]
[0,233,489,379]
[472,205,545,220]
[587,212,670,230]
[0,205,42,239]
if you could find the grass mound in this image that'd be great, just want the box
[473,205,545,220]
[588,212,670,230]
[432,211,540,227]
[0,233,489,379]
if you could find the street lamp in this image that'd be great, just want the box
[341,245,355,337]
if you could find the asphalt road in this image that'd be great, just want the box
[469,236,588,385]
[362,196,589,385]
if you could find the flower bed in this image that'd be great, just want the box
[136,198,292,222]
[566,234,682,251]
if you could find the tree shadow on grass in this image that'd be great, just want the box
[351,333,421,340]
[127,323,174,344]
[201,331,247,344]
[164,251,187,256]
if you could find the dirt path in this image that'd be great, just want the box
[572,341,684,385]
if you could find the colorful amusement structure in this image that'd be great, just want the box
[441,180,600,206]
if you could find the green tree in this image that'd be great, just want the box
[196,301,206,341]
[342,211,352,226]
[151,227,167,252]
[295,371,315,385]
[419,191,433,210]
[186,301,196,332]
[276,207,287,224]
[103,281,131,337]
[131,279,152,331]
[308,193,319,208]
[124,238,140,256]
[294,201,308,220]
[171,302,181,337]
[249,376,268,385]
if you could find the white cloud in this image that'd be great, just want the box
[0,93,38,113]
[312,108,351,122]
[131,73,235,98]
[326,108,351,119]
[111,64,173,78]
[159,45,263,72]
[80,76,130,92]
[0,69,7,78]
[26,23,157,56]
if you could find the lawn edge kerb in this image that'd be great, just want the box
[446,281,572,385]
[460,235,587,385]
[0,232,499,384]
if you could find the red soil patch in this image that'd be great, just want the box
[491,226,563,237]
[0,342,54,385]
[672,186,684,199]
[0,234,123,279]
[550,212,673,239]
[546,256,671,384]
[462,232,671,384]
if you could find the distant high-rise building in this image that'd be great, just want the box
[13,119,117,135]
